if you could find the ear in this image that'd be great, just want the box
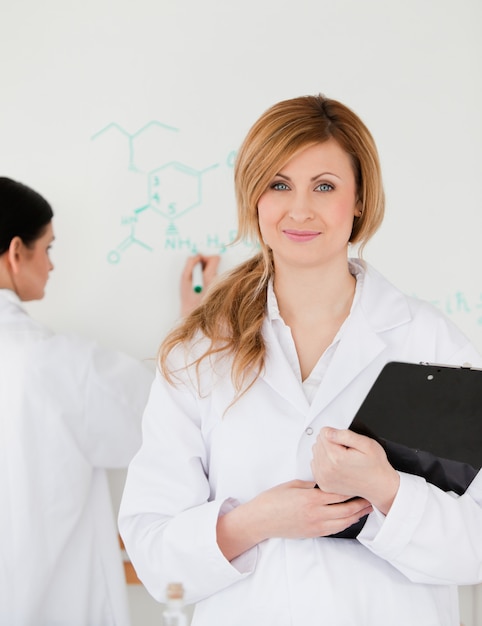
[354,200,363,218]
[7,236,24,274]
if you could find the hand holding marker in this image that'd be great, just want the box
[180,254,221,317]
[192,261,204,293]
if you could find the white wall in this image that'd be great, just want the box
[1,1,481,624]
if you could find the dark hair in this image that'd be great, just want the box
[0,177,54,255]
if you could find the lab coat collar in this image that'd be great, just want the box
[310,259,413,418]
[261,260,413,418]
[266,279,280,323]
[0,288,26,312]
[350,258,412,333]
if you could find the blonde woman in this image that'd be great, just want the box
[119,95,482,626]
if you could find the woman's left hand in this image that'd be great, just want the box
[311,427,400,515]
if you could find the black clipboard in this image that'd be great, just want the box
[329,361,482,539]
[350,361,482,472]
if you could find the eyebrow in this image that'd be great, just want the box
[274,171,343,181]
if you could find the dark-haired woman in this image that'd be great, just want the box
[0,177,217,626]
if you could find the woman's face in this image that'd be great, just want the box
[15,221,55,301]
[257,139,361,272]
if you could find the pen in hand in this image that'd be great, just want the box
[180,254,221,317]
[192,262,203,293]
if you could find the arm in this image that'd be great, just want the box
[358,471,482,585]
[119,370,373,602]
[118,370,250,604]
[216,480,372,561]
[311,426,482,584]
[47,334,154,468]
[81,255,219,466]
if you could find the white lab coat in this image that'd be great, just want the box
[119,260,482,626]
[0,289,153,626]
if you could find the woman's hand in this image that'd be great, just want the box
[311,427,400,515]
[180,254,220,316]
[216,479,372,561]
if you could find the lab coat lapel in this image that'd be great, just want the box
[308,308,386,419]
[262,320,310,414]
[308,261,413,419]
[259,261,413,418]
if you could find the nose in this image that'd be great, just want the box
[288,191,315,222]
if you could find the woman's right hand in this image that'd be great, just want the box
[216,480,372,561]
[180,254,220,317]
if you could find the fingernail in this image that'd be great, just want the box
[324,427,336,440]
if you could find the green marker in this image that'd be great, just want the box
[192,262,203,293]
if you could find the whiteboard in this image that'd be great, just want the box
[2,2,482,623]
[1,0,481,363]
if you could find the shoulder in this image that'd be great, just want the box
[352,258,456,325]
[352,259,480,362]
[162,328,234,392]
[0,307,53,349]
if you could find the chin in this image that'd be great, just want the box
[22,291,45,302]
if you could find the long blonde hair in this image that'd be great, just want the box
[160,94,385,395]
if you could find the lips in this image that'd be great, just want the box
[282,229,321,242]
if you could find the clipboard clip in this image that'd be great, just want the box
[419,361,481,371]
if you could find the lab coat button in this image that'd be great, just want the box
[305,427,314,436]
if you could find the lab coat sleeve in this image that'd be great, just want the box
[118,368,257,604]
[81,338,154,467]
[354,305,482,585]
[358,471,482,584]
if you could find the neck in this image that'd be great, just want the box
[273,258,356,323]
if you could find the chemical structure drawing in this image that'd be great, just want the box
[91,121,241,263]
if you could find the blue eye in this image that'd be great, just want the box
[315,183,334,192]
[271,182,290,191]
